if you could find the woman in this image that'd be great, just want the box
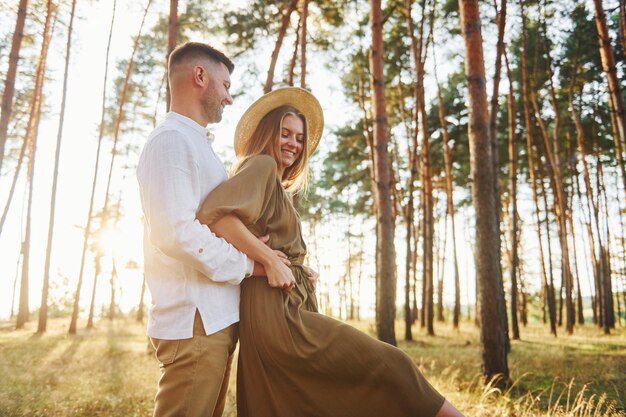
[197,87,463,417]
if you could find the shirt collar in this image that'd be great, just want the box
[166,111,214,143]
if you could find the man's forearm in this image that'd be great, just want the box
[209,214,295,289]
[209,214,277,268]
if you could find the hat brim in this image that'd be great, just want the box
[234,87,324,157]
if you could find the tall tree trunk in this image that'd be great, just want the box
[108,260,117,320]
[69,0,117,335]
[532,6,575,333]
[397,79,416,341]
[102,0,152,220]
[459,0,509,381]
[299,0,308,89]
[539,2,572,333]
[538,162,560,328]
[504,49,519,340]
[264,0,298,93]
[370,0,397,346]
[0,0,28,174]
[412,221,419,324]
[594,120,615,332]
[433,40,461,329]
[86,252,102,329]
[287,11,301,86]
[489,0,510,349]
[407,0,434,336]
[38,0,77,334]
[16,0,54,330]
[593,0,626,145]
[165,0,178,111]
[574,159,596,323]
[566,136,585,325]
[530,90,574,334]
[437,214,446,322]
[521,3,556,336]
[570,82,604,327]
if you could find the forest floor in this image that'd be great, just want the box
[0,317,624,416]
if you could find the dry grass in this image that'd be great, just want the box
[0,317,624,416]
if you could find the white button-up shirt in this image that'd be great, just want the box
[137,112,253,339]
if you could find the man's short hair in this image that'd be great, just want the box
[168,42,234,74]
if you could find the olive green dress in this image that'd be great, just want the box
[197,155,445,417]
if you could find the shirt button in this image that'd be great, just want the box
[198,248,204,254]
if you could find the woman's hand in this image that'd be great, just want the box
[265,257,296,290]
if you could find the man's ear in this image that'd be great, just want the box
[192,65,206,87]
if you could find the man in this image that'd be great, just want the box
[137,42,297,417]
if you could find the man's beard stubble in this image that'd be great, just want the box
[203,92,223,124]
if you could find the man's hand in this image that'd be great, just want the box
[303,266,319,290]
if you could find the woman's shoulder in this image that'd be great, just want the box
[237,154,278,176]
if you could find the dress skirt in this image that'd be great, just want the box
[236,265,445,417]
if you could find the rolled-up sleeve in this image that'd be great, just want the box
[137,130,251,285]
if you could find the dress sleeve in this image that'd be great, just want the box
[197,155,279,226]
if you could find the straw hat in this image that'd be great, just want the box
[234,87,324,157]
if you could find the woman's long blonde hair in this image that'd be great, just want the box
[233,105,310,193]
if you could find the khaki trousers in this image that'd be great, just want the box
[150,312,238,417]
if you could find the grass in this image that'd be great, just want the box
[0,317,624,416]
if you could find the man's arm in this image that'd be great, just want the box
[137,131,252,285]
[210,215,296,289]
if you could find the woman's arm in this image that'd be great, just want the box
[210,214,296,290]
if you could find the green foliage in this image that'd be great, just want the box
[223,1,280,54]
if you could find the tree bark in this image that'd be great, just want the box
[16,0,54,330]
[397,80,416,341]
[299,0,308,89]
[264,0,298,93]
[459,0,509,381]
[38,0,77,333]
[489,0,509,352]
[370,0,397,346]
[0,0,29,174]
